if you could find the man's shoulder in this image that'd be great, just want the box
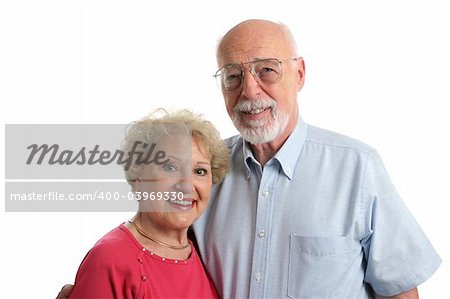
[224,134,242,148]
[223,135,245,157]
[221,126,377,156]
[305,124,375,155]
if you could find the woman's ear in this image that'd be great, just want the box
[132,178,142,193]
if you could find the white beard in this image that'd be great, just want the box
[231,98,289,144]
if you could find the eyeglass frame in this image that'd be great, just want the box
[213,57,301,91]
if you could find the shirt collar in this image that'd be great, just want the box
[243,117,308,180]
[243,141,258,180]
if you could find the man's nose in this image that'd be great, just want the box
[241,69,261,99]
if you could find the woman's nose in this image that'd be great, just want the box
[174,177,192,193]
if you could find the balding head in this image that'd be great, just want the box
[217,19,298,67]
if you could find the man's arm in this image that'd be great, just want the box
[375,287,418,299]
[56,284,74,299]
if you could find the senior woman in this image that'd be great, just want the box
[69,109,229,298]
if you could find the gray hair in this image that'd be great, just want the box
[121,109,230,185]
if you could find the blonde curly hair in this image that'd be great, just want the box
[121,109,230,185]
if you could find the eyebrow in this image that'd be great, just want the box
[166,155,182,162]
[251,57,272,61]
[222,58,276,68]
[167,156,211,167]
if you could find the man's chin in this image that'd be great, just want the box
[239,127,278,144]
[235,117,289,145]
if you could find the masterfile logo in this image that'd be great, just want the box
[4,124,192,212]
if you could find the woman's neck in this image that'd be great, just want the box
[126,214,191,260]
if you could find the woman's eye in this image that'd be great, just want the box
[162,162,178,172]
[194,168,208,176]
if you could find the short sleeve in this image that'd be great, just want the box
[361,151,441,296]
[70,242,139,299]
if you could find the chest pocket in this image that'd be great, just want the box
[288,235,352,299]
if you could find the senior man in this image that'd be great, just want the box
[58,19,440,299]
[192,19,440,299]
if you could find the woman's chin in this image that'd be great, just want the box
[166,216,195,230]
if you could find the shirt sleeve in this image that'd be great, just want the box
[69,243,139,299]
[361,150,441,297]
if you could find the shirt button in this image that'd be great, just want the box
[137,258,143,264]
[258,230,266,238]
[141,275,148,281]
[262,190,269,197]
[255,273,262,282]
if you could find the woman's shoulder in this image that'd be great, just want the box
[84,223,140,263]
[71,224,144,298]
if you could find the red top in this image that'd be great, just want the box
[70,224,218,299]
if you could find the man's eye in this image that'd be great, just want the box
[259,67,275,73]
[225,73,241,81]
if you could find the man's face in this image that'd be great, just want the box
[217,21,305,145]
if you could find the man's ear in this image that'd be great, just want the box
[296,57,306,92]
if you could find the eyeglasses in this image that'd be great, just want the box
[213,57,299,91]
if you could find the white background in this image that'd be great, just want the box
[1,0,449,298]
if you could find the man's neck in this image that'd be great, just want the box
[250,120,297,166]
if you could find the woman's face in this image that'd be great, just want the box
[136,136,213,231]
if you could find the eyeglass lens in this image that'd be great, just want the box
[220,59,282,91]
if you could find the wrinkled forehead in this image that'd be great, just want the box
[153,134,191,158]
[156,134,209,160]
[217,26,292,68]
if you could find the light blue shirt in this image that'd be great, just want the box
[192,118,441,298]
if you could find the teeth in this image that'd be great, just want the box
[245,108,265,114]
[170,200,192,206]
